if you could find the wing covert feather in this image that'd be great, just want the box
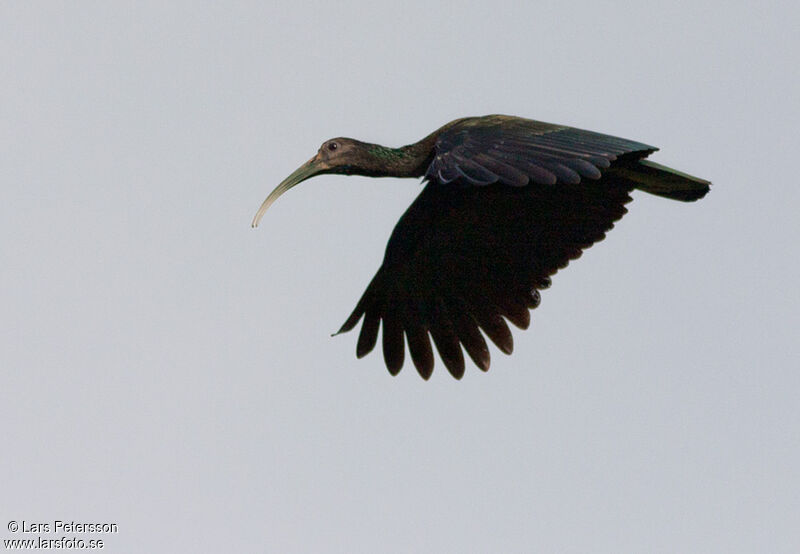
[425,115,655,188]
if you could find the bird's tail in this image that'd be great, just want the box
[615,159,710,202]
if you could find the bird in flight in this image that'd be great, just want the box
[252,115,710,380]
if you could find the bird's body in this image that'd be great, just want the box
[253,115,710,379]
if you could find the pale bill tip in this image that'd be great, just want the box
[251,194,278,228]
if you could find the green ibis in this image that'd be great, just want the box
[252,115,710,380]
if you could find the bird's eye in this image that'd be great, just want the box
[327,142,338,151]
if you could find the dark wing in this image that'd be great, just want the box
[337,179,634,379]
[338,116,654,379]
[426,115,656,187]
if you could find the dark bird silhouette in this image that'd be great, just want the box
[252,115,710,379]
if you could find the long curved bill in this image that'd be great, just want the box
[251,156,327,228]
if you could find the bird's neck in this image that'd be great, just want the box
[358,141,433,178]
[352,120,465,179]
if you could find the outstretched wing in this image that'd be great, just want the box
[338,179,634,379]
[426,115,656,187]
[338,116,655,379]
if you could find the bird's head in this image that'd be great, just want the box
[252,137,375,227]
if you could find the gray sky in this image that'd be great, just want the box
[2,1,798,552]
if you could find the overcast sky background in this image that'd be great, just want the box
[2,2,799,552]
